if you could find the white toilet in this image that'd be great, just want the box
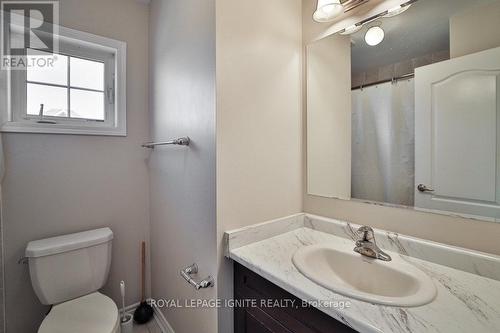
[25,228,120,333]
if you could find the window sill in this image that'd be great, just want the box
[0,121,126,136]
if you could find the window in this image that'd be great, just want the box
[27,50,107,121]
[1,26,126,136]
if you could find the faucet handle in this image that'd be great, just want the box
[357,226,375,242]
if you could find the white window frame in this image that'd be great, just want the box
[1,26,127,136]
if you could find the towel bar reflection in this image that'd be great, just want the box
[141,137,190,149]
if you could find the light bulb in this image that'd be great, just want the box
[365,26,385,46]
[313,0,344,23]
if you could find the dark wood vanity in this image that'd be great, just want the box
[234,263,358,333]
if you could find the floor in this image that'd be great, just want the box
[131,318,162,333]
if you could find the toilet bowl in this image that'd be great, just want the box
[25,228,119,333]
[38,292,120,333]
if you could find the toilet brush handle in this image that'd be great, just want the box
[141,241,146,302]
[120,281,126,319]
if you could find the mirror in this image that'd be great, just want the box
[307,0,500,221]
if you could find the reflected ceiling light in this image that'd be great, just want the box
[365,26,385,46]
[340,24,362,35]
[383,4,412,18]
[313,0,344,23]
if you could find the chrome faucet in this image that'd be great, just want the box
[353,226,392,261]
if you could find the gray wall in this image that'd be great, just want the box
[1,0,150,332]
[0,200,3,333]
[149,0,218,332]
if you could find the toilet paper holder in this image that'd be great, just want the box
[180,264,214,290]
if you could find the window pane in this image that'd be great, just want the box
[27,83,68,117]
[70,89,105,120]
[27,50,68,86]
[70,57,105,91]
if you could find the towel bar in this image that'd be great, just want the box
[141,137,190,148]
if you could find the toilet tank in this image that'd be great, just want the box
[25,228,113,305]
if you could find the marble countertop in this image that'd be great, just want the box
[225,214,500,333]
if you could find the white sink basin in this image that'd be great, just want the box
[292,243,437,307]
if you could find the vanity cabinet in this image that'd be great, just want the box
[234,263,358,333]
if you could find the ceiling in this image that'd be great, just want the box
[350,0,498,74]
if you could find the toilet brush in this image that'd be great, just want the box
[133,241,154,324]
[120,281,133,333]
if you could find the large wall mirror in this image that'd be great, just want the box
[306,0,500,221]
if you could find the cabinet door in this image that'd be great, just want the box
[415,46,500,220]
[235,305,292,333]
[234,263,358,333]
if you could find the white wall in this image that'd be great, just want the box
[216,0,303,331]
[307,34,351,198]
[149,1,218,332]
[450,1,500,58]
[1,0,150,332]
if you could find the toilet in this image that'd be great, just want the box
[25,228,120,333]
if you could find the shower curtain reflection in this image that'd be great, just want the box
[351,79,415,206]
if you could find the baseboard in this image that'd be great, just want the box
[150,300,175,333]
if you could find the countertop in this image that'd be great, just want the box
[225,214,500,333]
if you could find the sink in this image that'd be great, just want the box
[292,243,437,307]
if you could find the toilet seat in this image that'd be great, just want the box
[38,292,120,333]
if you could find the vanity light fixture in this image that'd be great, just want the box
[313,0,344,23]
[365,26,385,46]
[340,24,362,35]
[383,4,412,18]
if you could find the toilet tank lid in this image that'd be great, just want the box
[26,228,113,258]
